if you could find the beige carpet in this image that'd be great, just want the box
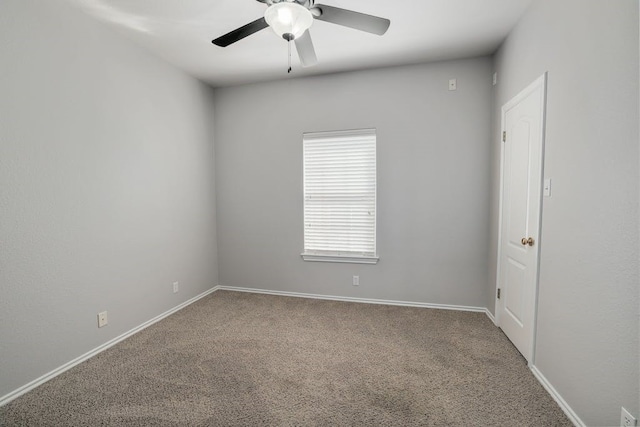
[1,291,571,426]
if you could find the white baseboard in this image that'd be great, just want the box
[218,285,486,313]
[484,308,496,325]
[0,286,219,407]
[530,365,585,427]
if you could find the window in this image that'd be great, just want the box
[302,129,378,264]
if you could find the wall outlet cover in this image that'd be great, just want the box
[622,407,637,427]
[97,311,108,328]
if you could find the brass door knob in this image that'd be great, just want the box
[521,237,535,246]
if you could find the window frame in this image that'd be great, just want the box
[301,128,379,265]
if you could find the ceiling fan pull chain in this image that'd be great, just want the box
[287,40,292,74]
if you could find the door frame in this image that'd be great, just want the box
[495,72,548,364]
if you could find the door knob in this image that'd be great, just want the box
[521,237,534,246]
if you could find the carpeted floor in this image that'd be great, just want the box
[1,291,571,426]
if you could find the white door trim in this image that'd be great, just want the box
[495,72,548,364]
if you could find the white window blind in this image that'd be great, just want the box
[302,129,378,264]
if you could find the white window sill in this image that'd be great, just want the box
[301,254,379,264]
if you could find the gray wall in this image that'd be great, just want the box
[0,0,218,398]
[214,58,492,308]
[489,0,639,425]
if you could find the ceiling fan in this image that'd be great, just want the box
[211,0,391,68]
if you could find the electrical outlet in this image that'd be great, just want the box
[173,281,179,293]
[448,78,457,91]
[97,311,108,328]
[621,407,637,427]
[352,275,359,286]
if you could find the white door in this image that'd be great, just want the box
[496,73,547,362]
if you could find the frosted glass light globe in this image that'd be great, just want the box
[264,2,313,40]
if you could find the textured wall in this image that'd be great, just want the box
[0,0,218,398]
[489,0,639,424]
[214,58,492,308]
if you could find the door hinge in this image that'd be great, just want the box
[502,131,506,142]
[497,288,501,299]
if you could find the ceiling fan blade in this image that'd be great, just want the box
[212,17,269,47]
[295,30,318,67]
[312,4,390,36]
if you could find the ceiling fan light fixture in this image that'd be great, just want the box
[264,2,313,40]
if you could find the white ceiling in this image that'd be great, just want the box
[66,0,533,87]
